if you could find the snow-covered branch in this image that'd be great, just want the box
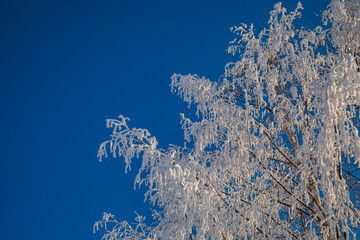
[96,1,360,239]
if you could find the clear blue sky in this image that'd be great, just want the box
[0,0,327,239]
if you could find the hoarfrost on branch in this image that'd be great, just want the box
[95,1,360,239]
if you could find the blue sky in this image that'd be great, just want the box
[0,0,327,239]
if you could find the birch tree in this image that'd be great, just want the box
[94,0,360,239]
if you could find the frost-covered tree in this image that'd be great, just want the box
[94,0,360,239]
